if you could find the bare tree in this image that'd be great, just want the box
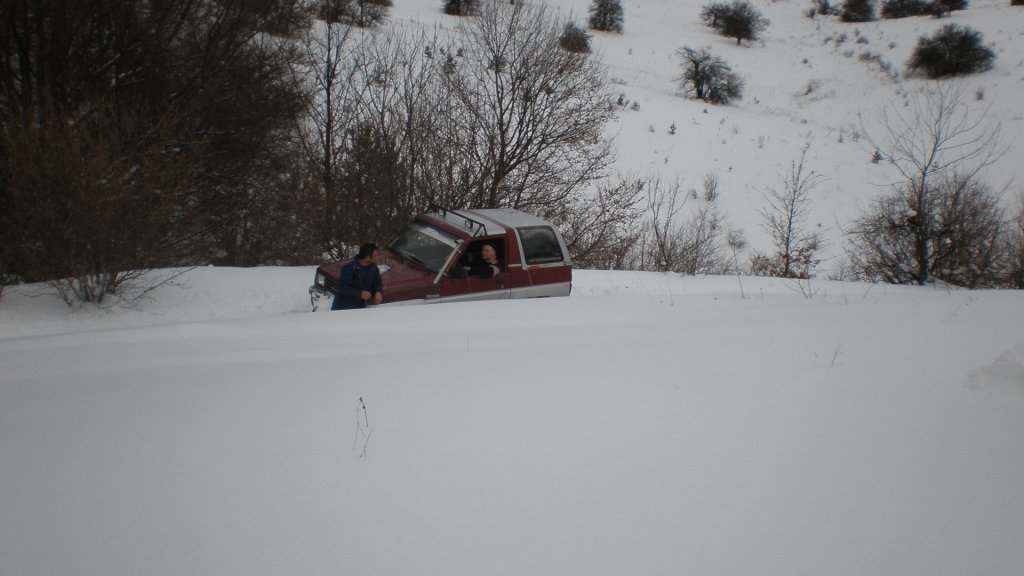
[701,1,769,46]
[0,99,204,304]
[848,173,1005,287]
[928,175,1005,287]
[349,27,449,238]
[753,145,824,278]
[1002,193,1024,288]
[639,175,726,274]
[854,81,1008,286]
[445,0,616,214]
[295,4,626,262]
[560,175,642,269]
[0,0,312,276]
[294,19,360,258]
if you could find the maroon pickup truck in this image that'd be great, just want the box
[309,206,572,310]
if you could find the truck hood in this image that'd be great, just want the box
[320,250,437,290]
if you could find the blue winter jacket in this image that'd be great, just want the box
[331,258,384,310]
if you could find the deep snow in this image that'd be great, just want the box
[4,0,1024,574]
[2,268,1024,575]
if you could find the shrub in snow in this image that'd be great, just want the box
[928,0,968,16]
[841,0,876,21]
[811,0,843,15]
[677,47,744,105]
[816,0,842,14]
[444,0,477,16]
[560,22,591,53]
[907,24,995,78]
[701,1,769,45]
[1013,0,1024,6]
[0,270,13,299]
[588,0,624,33]
[848,174,1006,287]
[1002,199,1024,288]
[880,0,930,18]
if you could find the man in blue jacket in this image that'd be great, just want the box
[331,243,384,311]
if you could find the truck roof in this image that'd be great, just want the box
[425,207,557,237]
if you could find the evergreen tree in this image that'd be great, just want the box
[880,0,929,19]
[444,0,477,16]
[929,0,967,17]
[560,22,592,53]
[320,0,392,27]
[588,0,624,33]
[841,0,876,21]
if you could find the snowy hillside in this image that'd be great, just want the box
[2,268,1024,575]
[393,0,1024,271]
[3,2,1024,575]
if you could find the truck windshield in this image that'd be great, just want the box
[387,223,459,273]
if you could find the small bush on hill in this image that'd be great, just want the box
[560,22,592,53]
[841,0,877,21]
[929,0,967,16]
[817,0,842,15]
[677,47,744,104]
[907,24,995,78]
[444,0,477,16]
[881,0,930,18]
[0,268,13,299]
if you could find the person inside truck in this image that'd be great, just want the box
[452,243,503,279]
[469,244,502,278]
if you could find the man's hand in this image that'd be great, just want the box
[360,290,371,301]
[373,292,383,305]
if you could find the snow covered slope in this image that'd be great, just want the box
[2,268,1023,575]
[3,1,1024,573]
[392,0,1024,270]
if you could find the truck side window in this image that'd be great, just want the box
[519,226,564,265]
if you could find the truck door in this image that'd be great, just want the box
[442,238,510,302]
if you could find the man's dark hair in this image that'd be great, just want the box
[357,243,379,259]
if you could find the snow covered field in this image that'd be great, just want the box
[2,268,1023,575]
[4,1,1024,574]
